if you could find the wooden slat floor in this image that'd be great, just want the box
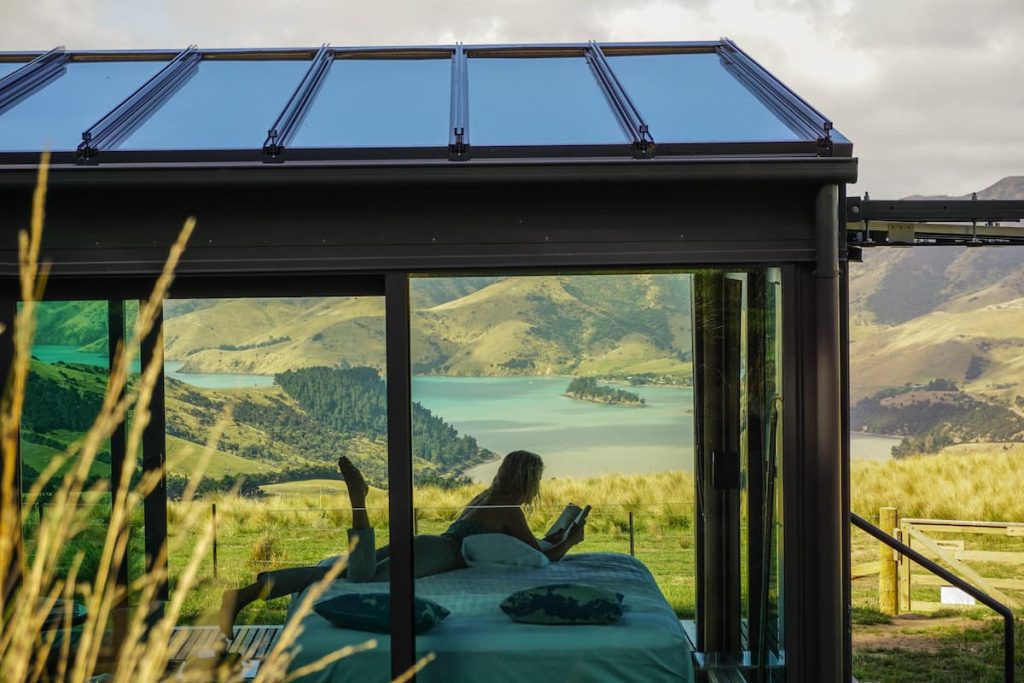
[168,625,282,662]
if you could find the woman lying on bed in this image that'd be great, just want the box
[219,450,586,636]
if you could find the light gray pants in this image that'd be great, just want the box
[256,528,461,600]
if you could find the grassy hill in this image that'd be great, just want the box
[30,274,692,383]
[849,176,1024,403]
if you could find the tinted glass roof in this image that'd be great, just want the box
[291,58,451,148]
[468,57,627,146]
[0,41,849,164]
[0,60,164,152]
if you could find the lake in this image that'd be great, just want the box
[413,376,694,481]
[31,345,900,479]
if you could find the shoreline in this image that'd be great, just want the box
[561,392,646,408]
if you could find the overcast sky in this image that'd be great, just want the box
[3,0,1021,198]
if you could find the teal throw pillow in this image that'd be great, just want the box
[314,593,451,634]
[500,583,624,625]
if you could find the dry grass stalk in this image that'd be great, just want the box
[0,156,391,681]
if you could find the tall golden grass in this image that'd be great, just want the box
[0,156,404,681]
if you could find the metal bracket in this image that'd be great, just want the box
[263,44,334,162]
[0,46,69,116]
[77,46,201,164]
[448,43,470,161]
[585,41,655,159]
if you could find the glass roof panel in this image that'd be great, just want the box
[468,57,626,146]
[118,59,309,150]
[0,60,164,152]
[0,62,23,79]
[607,53,799,142]
[291,58,450,148]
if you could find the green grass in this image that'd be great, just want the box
[166,434,274,478]
[169,474,697,625]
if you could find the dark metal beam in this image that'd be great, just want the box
[384,272,415,680]
[448,44,469,161]
[107,300,129,598]
[263,45,334,161]
[849,196,1024,223]
[585,42,654,158]
[717,39,834,154]
[140,304,168,602]
[77,46,201,163]
[0,155,859,188]
[0,46,68,115]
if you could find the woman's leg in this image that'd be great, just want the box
[218,456,378,634]
[337,457,378,582]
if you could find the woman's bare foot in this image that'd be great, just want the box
[337,456,369,500]
[219,582,263,639]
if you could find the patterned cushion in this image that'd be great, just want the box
[500,583,624,625]
[314,593,451,634]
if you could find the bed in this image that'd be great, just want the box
[285,552,693,683]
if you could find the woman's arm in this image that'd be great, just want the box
[502,507,585,562]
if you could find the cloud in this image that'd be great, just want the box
[1,0,1020,197]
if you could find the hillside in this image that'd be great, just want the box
[34,275,693,383]
[115,274,689,382]
[22,360,490,494]
[849,176,1024,402]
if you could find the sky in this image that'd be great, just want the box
[2,0,1022,198]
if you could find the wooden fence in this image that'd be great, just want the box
[852,507,1024,615]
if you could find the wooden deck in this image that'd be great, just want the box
[169,625,282,662]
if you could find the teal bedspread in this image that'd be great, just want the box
[285,552,693,682]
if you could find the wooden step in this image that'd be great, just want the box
[169,625,282,662]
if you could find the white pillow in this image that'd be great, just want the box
[461,534,550,568]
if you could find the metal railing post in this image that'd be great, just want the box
[212,502,218,579]
[628,511,635,557]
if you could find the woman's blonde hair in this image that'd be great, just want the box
[484,450,544,506]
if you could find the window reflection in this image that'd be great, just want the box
[118,60,309,150]
[468,57,628,146]
[607,53,799,142]
[0,61,163,152]
[291,58,450,148]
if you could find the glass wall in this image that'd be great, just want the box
[20,300,113,588]
[160,296,389,668]
[19,300,149,600]
[691,268,784,680]
[408,273,697,679]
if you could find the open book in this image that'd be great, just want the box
[538,503,591,551]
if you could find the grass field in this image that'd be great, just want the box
[159,447,1024,681]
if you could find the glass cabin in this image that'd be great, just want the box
[0,40,857,682]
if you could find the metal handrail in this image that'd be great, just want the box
[851,512,1015,683]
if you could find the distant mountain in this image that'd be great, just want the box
[160,274,693,382]
[850,176,1024,403]
[34,274,693,384]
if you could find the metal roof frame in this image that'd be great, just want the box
[0,46,69,115]
[262,44,335,161]
[0,40,851,170]
[77,46,201,163]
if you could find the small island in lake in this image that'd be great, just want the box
[564,377,646,407]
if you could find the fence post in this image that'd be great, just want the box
[212,502,218,580]
[413,507,418,536]
[878,506,898,615]
[628,511,635,557]
[899,522,912,612]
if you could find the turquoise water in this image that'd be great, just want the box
[413,376,695,481]
[31,346,898,478]
[31,345,274,388]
